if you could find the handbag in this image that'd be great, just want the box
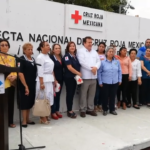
[32,91,51,117]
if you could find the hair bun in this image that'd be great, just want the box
[37,46,41,52]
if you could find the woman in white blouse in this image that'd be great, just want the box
[36,41,55,124]
[127,49,142,109]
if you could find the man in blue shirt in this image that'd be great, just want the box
[137,39,150,58]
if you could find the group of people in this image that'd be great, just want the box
[0,37,150,128]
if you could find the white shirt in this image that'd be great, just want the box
[36,53,54,82]
[131,59,142,81]
[77,47,101,79]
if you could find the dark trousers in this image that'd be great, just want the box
[141,79,150,104]
[51,80,63,114]
[94,80,102,106]
[117,74,129,103]
[102,83,118,111]
[127,80,138,105]
[65,77,76,112]
[5,86,15,125]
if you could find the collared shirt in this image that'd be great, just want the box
[131,59,142,81]
[137,46,146,58]
[140,55,150,79]
[98,58,122,85]
[62,53,80,78]
[77,47,101,79]
[0,55,17,88]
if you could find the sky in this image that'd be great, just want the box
[127,0,150,19]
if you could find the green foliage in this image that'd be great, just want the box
[51,0,127,13]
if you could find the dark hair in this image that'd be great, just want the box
[97,42,106,53]
[83,36,93,44]
[129,48,137,55]
[65,41,77,54]
[0,39,10,49]
[110,43,116,47]
[119,47,127,55]
[37,41,47,52]
[50,44,62,57]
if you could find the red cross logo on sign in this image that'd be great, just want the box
[71,10,82,24]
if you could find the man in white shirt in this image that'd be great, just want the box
[77,36,101,117]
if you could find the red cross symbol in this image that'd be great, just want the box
[78,78,82,83]
[71,10,82,24]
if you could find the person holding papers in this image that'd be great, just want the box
[62,41,81,119]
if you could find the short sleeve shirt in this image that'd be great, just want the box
[140,56,150,79]
[62,53,80,78]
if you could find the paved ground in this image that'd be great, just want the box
[9,106,150,150]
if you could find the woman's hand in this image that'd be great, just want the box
[147,71,150,76]
[100,84,103,87]
[119,82,122,85]
[8,75,17,82]
[138,79,142,85]
[40,83,45,90]
[77,72,82,77]
[25,86,29,95]
[54,80,58,87]
[128,76,132,81]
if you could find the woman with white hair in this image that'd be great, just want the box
[98,47,122,116]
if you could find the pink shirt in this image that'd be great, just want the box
[115,55,132,77]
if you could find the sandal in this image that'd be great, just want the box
[127,104,131,108]
[67,112,77,118]
[9,124,16,128]
[133,105,140,109]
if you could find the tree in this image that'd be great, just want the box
[51,0,127,13]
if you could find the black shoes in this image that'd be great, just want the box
[22,124,28,128]
[103,111,107,116]
[110,111,117,115]
[133,105,140,109]
[27,121,35,125]
[80,112,86,118]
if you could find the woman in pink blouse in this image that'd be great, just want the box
[115,47,132,110]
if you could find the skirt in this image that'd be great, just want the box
[36,81,54,106]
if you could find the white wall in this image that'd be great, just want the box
[0,0,150,119]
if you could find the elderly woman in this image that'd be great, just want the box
[0,39,17,128]
[140,47,150,107]
[127,49,142,109]
[36,41,55,124]
[98,47,122,116]
[18,43,37,128]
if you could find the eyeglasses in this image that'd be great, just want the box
[0,44,8,47]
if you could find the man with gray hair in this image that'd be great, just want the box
[77,36,101,118]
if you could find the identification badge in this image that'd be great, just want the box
[0,73,5,94]
[65,56,69,61]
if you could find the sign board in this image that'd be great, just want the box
[67,5,104,32]
[0,74,5,94]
